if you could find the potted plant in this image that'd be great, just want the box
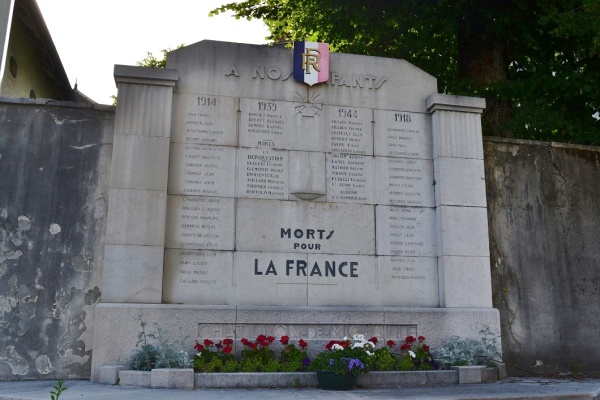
[309,334,375,390]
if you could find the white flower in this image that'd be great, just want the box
[366,350,373,356]
[409,350,416,359]
[352,342,364,349]
[343,336,348,341]
[331,344,344,351]
[196,353,202,357]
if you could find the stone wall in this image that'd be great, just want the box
[0,98,113,379]
[1,97,599,379]
[485,137,600,375]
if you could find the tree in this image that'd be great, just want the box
[212,0,600,145]
[136,46,184,69]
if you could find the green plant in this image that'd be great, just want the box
[279,336,310,372]
[396,335,439,371]
[127,315,194,371]
[238,335,279,372]
[309,334,374,376]
[433,327,501,369]
[50,380,67,400]
[193,338,236,372]
[371,339,396,371]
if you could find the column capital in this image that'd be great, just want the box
[427,93,485,114]
[114,64,178,87]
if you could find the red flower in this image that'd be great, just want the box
[386,340,396,348]
[325,340,335,350]
[400,343,410,350]
[249,342,258,350]
[298,339,308,349]
[423,345,430,352]
[418,336,426,342]
[241,338,249,346]
[261,340,270,347]
[223,338,234,346]
[194,343,204,351]
[222,346,233,354]
[256,334,267,342]
[368,336,378,345]
[280,335,289,345]
[405,336,417,343]
[204,339,214,346]
[215,341,223,349]
[267,335,275,343]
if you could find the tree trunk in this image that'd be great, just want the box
[457,1,513,137]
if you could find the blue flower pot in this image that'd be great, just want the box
[316,371,358,390]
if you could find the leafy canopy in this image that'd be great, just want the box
[212,0,600,145]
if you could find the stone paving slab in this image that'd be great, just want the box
[0,378,600,400]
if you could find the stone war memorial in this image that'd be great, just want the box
[91,40,499,380]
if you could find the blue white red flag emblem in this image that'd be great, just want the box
[293,42,329,86]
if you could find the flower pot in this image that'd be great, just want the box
[316,371,358,390]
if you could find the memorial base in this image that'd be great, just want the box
[90,303,500,382]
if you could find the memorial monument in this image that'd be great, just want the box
[91,40,499,380]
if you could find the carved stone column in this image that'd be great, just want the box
[102,65,178,303]
[427,94,492,308]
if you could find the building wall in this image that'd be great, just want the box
[0,16,60,99]
[0,99,599,379]
[0,98,113,379]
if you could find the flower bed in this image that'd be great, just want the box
[102,366,505,389]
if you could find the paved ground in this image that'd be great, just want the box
[0,378,600,400]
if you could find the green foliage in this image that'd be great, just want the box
[279,336,309,372]
[433,328,502,369]
[136,45,184,68]
[127,315,193,371]
[50,380,67,400]
[213,0,600,145]
[371,347,395,371]
[193,339,235,372]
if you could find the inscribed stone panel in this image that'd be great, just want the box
[165,196,235,250]
[237,148,288,200]
[162,249,233,304]
[233,251,308,306]
[376,206,436,256]
[374,110,432,159]
[374,157,434,207]
[306,254,376,306]
[326,153,374,204]
[377,256,439,307]
[168,143,236,197]
[171,93,238,146]
[236,199,375,255]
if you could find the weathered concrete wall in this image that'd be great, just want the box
[485,137,600,375]
[0,98,113,379]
